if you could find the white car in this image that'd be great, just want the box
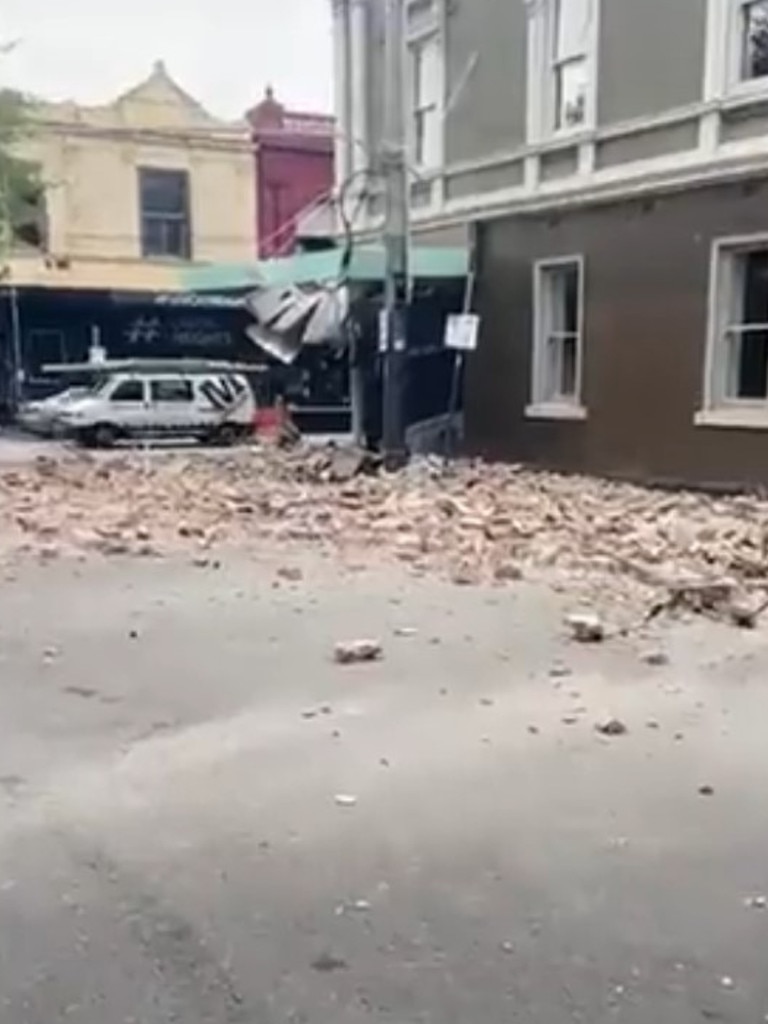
[56,370,256,447]
[18,387,91,437]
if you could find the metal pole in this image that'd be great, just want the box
[348,320,366,446]
[381,0,409,468]
[9,285,22,414]
[444,223,478,460]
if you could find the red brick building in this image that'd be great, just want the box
[246,87,334,259]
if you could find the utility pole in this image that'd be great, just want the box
[380,0,409,467]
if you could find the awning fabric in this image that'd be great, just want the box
[181,245,469,293]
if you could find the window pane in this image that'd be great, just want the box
[414,106,439,166]
[726,327,768,399]
[555,0,590,60]
[741,249,768,324]
[142,216,190,259]
[545,335,579,399]
[111,380,144,402]
[150,379,193,403]
[741,0,768,80]
[548,263,580,333]
[27,330,65,376]
[555,57,588,128]
[561,334,578,396]
[413,36,441,108]
[140,169,189,215]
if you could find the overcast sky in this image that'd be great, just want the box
[2,0,334,119]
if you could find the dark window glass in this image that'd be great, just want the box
[139,168,191,259]
[150,379,193,403]
[110,379,145,402]
[742,249,768,324]
[737,330,768,398]
[733,250,768,398]
[562,264,579,334]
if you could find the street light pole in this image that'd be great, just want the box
[380,0,409,467]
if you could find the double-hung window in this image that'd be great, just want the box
[713,0,768,97]
[737,0,768,83]
[552,0,590,129]
[139,168,192,260]
[699,239,768,426]
[409,32,442,168]
[529,257,586,417]
[527,0,596,140]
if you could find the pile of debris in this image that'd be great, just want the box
[2,446,768,614]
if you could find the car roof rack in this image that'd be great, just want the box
[41,358,268,376]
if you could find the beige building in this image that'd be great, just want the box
[9,61,257,292]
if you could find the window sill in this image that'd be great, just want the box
[721,80,768,110]
[695,408,768,430]
[525,402,587,421]
[537,125,592,150]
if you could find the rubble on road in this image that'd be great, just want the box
[333,794,358,807]
[595,717,629,737]
[333,639,383,665]
[3,445,768,617]
[642,650,670,667]
[566,611,605,643]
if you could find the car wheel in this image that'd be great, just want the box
[93,422,117,449]
[216,423,240,446]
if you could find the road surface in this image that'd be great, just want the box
[0,553,766,1022]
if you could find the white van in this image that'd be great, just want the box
[56,369,256,447]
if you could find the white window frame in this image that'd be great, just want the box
[728,0,768,94]
[526,0,599,144]
[527,255,587,420]
[407,27,444,172]
[697,233,768,429]
[706,0,768,101]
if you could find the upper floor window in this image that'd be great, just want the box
[138,168,191,260]
[409,33,442,168]
[738,0,768,81]
[553,0,590,128]
[527,0,597,141]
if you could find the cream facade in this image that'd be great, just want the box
[10,61,257,291]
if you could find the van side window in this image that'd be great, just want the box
[110,380,145,402]
[151,379,193,403]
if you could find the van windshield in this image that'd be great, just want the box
[86,375,112,395]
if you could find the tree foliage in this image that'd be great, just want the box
[0,88,44,252]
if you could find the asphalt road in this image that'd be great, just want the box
[0,429,352,466]
[0,554,767,1023]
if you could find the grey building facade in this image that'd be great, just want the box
[333,0,768,488]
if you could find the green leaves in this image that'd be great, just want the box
[0,88,45,251]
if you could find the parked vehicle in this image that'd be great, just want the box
[55,367,256,447]
[18,387,91,437]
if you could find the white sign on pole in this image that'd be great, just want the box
[444,313,480,352]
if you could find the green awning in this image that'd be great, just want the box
[181,245,469,293]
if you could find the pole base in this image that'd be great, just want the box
[382,448,408,472]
